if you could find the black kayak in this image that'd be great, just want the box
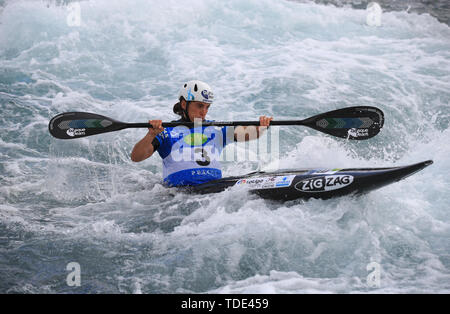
[187,160,433,201]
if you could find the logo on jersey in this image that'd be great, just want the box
[183,133,209,146]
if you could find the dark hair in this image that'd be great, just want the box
[173,102,183,116]
[173,97,190,120]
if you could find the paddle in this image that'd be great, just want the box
[48,106,384,140]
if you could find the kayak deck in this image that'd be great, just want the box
[186,160,433,201]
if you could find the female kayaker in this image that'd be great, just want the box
[131,80,272,186]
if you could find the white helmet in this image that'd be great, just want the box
[178,80,214,104]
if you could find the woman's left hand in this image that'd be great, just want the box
[258,115,273,128]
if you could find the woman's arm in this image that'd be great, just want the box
[131,120,164,162]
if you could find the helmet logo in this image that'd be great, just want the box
[187,88,195,101]
[201,90,214,101]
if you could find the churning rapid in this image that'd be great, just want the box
[1,0,449,293]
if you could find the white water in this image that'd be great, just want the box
[0,0,449,293]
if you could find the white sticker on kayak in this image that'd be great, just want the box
[294,175,354,192]
[235,175,296,189]
[307,168,342,175]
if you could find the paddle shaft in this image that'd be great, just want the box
[127,120,307,128]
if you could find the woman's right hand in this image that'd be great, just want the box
[148,120,164,137]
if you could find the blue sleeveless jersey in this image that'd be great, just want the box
[154,122,233,186]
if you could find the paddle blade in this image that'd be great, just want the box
[48,112,127,139]
[302,106,384,140]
